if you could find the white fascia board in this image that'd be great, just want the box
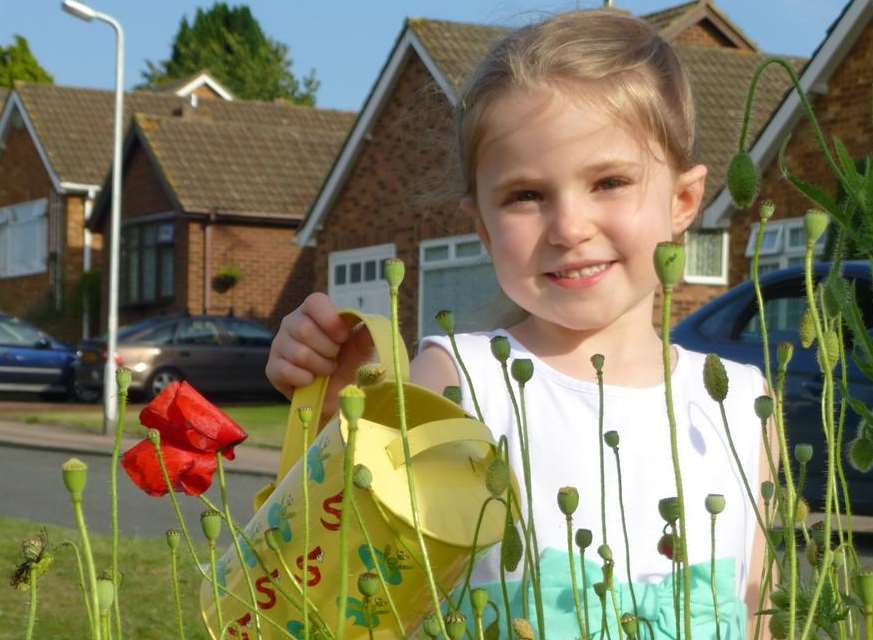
[702,0,873,230]
[59,181,100,194]
[296,28,458,248]
[0,93,63,193]
[175,74,234,101]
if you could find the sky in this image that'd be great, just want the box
[0,0,851,112]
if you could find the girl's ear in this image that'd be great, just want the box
[671,164,708,236]
[461,196,492,255]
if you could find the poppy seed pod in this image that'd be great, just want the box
[486,458,509,496]
[804,209,829,245]
[604,430,619,449]
[490,336,511,363]
[353,464,372,490]
[510,358,534,384]
[777,342,794,368]
[435,310,455,335]
[769,611,789,640]
[21,536,44,563]
[759,200,776,221]
[794,443,813,465]
[593,582,607,601]
[116,367,132,393]
[575,528,593,550]
[658,497,680,524]
[816,330,840,371]
[501,521,524,572]
[761,481,774,501]
[147,428,161,446]
[297,406,314,426]
[200,509,222,542]
[383,258,405,289]
[853,572,873,611]
[557,486,579,517]
[355,364,386,387]
[442,385,462,405]
[754,395,773,421]
[445,611,467,640]
[96,576,115,613]
[423,614,442,638]
[799,306,816,349]
[597,543,613,562]
[621,613,639,638]
[653,242,685,290]
[512,618,535,640]
[166,529,180,551]
[703,353,729,402]
[62,457,88,499]
[726,151,759,209]
[471,587,489,616]
[357,572,380,598]
[338,384,366,423]
[705,494,726,515]
[591,353,605,372]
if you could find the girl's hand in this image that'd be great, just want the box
[265,292,374,425]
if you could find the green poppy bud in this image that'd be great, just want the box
[445,611,467,640]
[770,588,789,609]
[357,572,380,598]
[705,494,726,515]
[166,529,180,552]
[200,509,222,542]
[761,481,774,501]
[601,559,613,587]
[621,613,639,638]
[604,430,619,449]
[384,258,405,289]
[490,336,511,363]
[338,384,366,423]
[486,458,509,496]
[853,572,873,610]
[435,310,455,335]
[62,457,88,500]
[591,353,605,373]
[703,353,729,402]
[597,543,612,562]
[297,406,314,427]
[501,521,523,572]
[759,200,775,221]
[593,582,607,601]
[799,306,816,349]
[726,151,759,209]
[653,241,685,290]
[557,486,579,517]
[804,209,829,245]
[575,528,593,550]
[805,538,820,567]
[512,618,535,640]
[754,395,773,421]
[116,367,132,393]
[442,385,462,405]
[794,497,809,524]
[21,536,44,563]
[355,364,385,387]
[794,443,813,465]
[769,611,789,640]
[658,497,680,524]
[353,464,372,490]
[816,329,839,371]
[471,587,489,616]
[777,342,794,368]
[96,576,115,613]
[147,428,161,446]
[423,614,442,638]
[510,358,534,384]
[849,432,873,472]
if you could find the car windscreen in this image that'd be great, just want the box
[0,317,48,346]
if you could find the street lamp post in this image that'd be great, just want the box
[62,0,124,433]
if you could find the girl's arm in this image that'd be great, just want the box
[409,346,462,393]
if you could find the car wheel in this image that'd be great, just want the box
[71,381,101,404]
[147,368,183,400]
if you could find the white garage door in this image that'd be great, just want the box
[328,243,396,317]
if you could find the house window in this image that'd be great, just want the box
[121,218,175,306]
[745,217,826,273]
[328,243,396,317]
[684,230,728,285]
[418,234,501,339]
[0,199,48,278]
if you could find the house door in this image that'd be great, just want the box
[328,244,395,317]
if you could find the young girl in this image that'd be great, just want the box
[267,9,773,639]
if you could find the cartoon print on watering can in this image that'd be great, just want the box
[357,543,411,586]
[306,434,331,484]
[266,495,295,543]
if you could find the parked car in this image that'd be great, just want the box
[73,314,277,400]
[0,313,77,398]
[672,261,873,514]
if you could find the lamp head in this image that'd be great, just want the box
[62,0,97,21]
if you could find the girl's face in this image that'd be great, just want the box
[466,85,707,338]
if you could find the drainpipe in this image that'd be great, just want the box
[82,190,95,339]
[202,213,214,314]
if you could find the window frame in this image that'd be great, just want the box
[683,229,729,285]
[745,217,826,271]
[0,198,48,279]
[120,214,176,308]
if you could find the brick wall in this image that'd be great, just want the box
[728,19,873,286]
[674,21,738,49]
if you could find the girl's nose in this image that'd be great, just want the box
[546,195,597,247]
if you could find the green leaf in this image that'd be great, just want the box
[778,135,842,222]
[485,619,500,640]
[849,435,873,472]
[833,136,863,193]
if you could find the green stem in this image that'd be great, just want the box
[566,515,587,640]
[835,321,858,565]
[447,332,484,422]
[476,612,485,640]
[71,496,102,640]
[596,367,607,546]
[387,282,448,639]
[452,497,500,610]
[607,571,624,637]
[581,550,591,640]
[612,446,638,619]
[864,610,871,640]
[59,539,94,630]
[670,526,680,640]
[25,567,37,640]
[110,387,126,640]
[660,287,692,640]
[101,612,111,640]
[267,541,333,633]
[709,515,721,640]
[365,598,375,640]
[498,505,514,638]
[208,541,224,634]
[169,545,186,640]
[335,414,359,640]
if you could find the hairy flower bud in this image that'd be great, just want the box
[510,358,534,384]
[604,430,619,449]
[777,342,794,368]
[590,353,605,373]
[759,200,775,221]
[761,481,775,501]
[804,209,829,245]
[799,306,816,349]
[703,353,729,402]
[490,336,510,363]
[62,457,88,500]
[769,611,789,640]
[200,509,222,542]
[338,384,365,423]
[355,364,386,387]
[357,572,380,598]
[557,486,579,517]
[849,431,873,473]
[794,443,813,465]
[423,614,442,638]
[726,151,759,209]
[501,521,523,572]
[435,310,455,335]
[575,528,593,550]
[353,464,372,490]
[384,258,405,289]
[705,494,726,515]
[486,458,509,496]
[754,395,773,421]
[653,242,685,289]
[816,329,840,371]
[96,575,115,613]
[442,385,462,405]
[794,497,809,524]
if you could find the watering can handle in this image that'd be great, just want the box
[384,417,495,469]
[273,309,409,488]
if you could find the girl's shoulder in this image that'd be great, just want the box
[674,345,766,397]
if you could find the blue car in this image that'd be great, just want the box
[0,314,78,398]
[672,261,873,515]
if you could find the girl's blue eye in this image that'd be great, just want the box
[596,176,630,191]
[507,190,541,204]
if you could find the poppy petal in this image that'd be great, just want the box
[121,439,217,497]
[168,381,247,453]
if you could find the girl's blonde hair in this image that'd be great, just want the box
[457,8,697,195]
[454,8,697,331]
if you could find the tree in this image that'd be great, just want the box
[141,3,318,104]
[0,35,53,88]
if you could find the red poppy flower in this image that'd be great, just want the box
[121,381,248,496]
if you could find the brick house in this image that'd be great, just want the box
[86,102,355,332]
[294,0,801,346]
[0,78,234,342]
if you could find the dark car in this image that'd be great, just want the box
[0,314,77,398]
[74,314,277,400]
[672,261,873,514]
